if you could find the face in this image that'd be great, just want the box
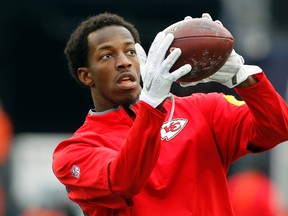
[78,25,141,112]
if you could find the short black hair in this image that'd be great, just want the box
[64,12,140,85]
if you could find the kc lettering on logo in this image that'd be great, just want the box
[161,118,188,141]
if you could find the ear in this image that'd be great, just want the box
[77,67,94,86]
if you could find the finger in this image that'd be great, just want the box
[158,33,174,53]
[238,55,245,64]
[147,31,165,62]
[215,20,223,26]
[184,16,192,20]
[161,47,181,71]
[135,43,147,67]
[230,49,245,64]
[169,64,192,82]
[231,49,236,55]
[154,33,174,65]
[202,13,213,21]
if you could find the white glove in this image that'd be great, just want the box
[180,13,262,88]
[135,32,191,108]
[207,50,262,88]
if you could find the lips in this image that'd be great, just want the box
[117,72,136,82]
[116,72,138,90]
[119,76,134,84]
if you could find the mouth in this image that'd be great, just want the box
[120,76,135,84]
[116,72,138,90]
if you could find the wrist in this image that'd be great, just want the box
[139,91,168,108]
[235,75,259,88]
[224,65,262,88]
[156,103,165,111]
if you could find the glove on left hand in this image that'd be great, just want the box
[135,32,191,107]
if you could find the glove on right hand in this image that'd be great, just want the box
[135,32,191,108]
[180,49,262,88]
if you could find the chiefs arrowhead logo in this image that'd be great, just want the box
[161,118,188,141]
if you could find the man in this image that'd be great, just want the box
[52,12,288,215]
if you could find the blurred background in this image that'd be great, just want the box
[0,0,287,215]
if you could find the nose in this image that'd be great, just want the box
[116,52,132,69]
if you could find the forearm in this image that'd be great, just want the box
[109,101,166,196]
[236,73,288,150]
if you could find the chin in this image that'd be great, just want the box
[118,92,140,106]
[124,96,139,106]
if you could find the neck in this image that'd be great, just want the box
[123,104,136,117]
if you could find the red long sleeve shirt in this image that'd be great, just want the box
[52,73,288,216]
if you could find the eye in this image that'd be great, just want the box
[126,49,136,56]
[101,53,112,60]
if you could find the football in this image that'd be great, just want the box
[163,17,234,82]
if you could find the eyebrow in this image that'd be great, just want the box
[96,41,135,51]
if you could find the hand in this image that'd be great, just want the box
[180,13,262,88]
[135,32,191,108]
[207,50,263,88]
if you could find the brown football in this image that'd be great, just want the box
[163,17,234,82]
